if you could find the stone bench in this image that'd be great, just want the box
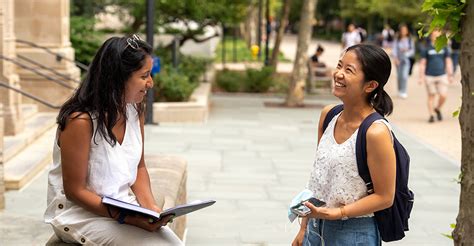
[46,155,188,245]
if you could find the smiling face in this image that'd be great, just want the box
[332,50,371,101]
[124,55,154,103]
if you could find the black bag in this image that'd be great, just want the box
[407,39,415,75]
[322,105,414,242]
[408,57,415,75]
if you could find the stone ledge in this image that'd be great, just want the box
[153,82,211,123]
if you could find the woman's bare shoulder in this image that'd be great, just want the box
[64,112,92,131]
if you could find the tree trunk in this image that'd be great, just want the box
[269,0,292,70]
[241,4,258,48]
[284,0,316,107]
[453,1,474,244]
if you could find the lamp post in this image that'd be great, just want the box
[257,0,262,60]
[145,0,155,124]
[264,0,270,66]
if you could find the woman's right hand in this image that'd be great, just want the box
[291,228,306,246]
[124,214,174,232]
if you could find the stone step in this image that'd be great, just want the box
[3,112,57,163]
[4,127,55,190]
[21,104,38,121]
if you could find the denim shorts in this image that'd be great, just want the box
[303,217,381,246]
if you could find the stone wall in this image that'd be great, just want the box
[0,0,23,135]
[0,104,5,209]
[14,0,80,112]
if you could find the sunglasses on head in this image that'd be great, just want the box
[126,34,142,50]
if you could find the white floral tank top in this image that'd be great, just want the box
[307,112,392,217]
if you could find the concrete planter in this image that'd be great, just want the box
[153,82,211,123]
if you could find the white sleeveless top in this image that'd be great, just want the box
[307,112,392,216]
[44,104,142,223]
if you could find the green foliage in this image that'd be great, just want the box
[216,70,244,92]
[153,47,210,102]
[109,0,250,41]
[453,108,460,118]
[70,16,105,65]
[419,0,466,51]
[71,0,108,17]
[244,67,275,93]
[340,0,424,21]
[216,67,282,93]
[442,223,456,239]
[179,56,212,83]
[269,74,290,94]
[215,38,288,62]
[154,69,197,102]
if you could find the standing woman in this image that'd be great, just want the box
[44,35,183,245]
[292,44,396,246]
[392,24,415,99]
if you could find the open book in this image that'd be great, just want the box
[102,196,216,220]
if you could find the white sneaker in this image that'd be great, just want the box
[398,93,408,99]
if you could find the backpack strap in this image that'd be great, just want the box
[355,112,385,194]
[322,104,344,133]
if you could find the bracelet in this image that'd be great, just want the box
[117,209,128,224]
[340,206,349,220]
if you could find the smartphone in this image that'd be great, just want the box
[306,197,326,207]
[291,198,326,217]
[291,203,311,216]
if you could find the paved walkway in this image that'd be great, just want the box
[0,35,462,245]
[150,95,459,246]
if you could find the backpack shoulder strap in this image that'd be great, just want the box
[322,104,344,133]
[355,112,385,194]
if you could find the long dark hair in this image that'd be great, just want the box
[57,35,152,146]
[346,44,393,116]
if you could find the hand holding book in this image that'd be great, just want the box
[102,196,216,224]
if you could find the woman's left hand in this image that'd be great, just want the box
[303,202,341,220]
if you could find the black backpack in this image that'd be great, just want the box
[322,105,414,242]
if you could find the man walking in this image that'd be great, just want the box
[418,29,454,123]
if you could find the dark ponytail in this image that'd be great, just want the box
[370,88,393,116]
[346,44,393,116]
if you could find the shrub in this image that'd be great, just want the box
[244,67,274,93]
[216,70,244,92]
[154,46,210,83]
[179,56,211,83]
[269,74,290,94]
[70,16,104,66]
[154,68,197,102]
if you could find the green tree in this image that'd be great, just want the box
[420,0,472,244]
[340,0,424,34]
[109,0,250,48]
[70,0,108,65]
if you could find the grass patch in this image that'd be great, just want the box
[215,38,289,63]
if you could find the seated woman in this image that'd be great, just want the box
[44,35,183,245]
